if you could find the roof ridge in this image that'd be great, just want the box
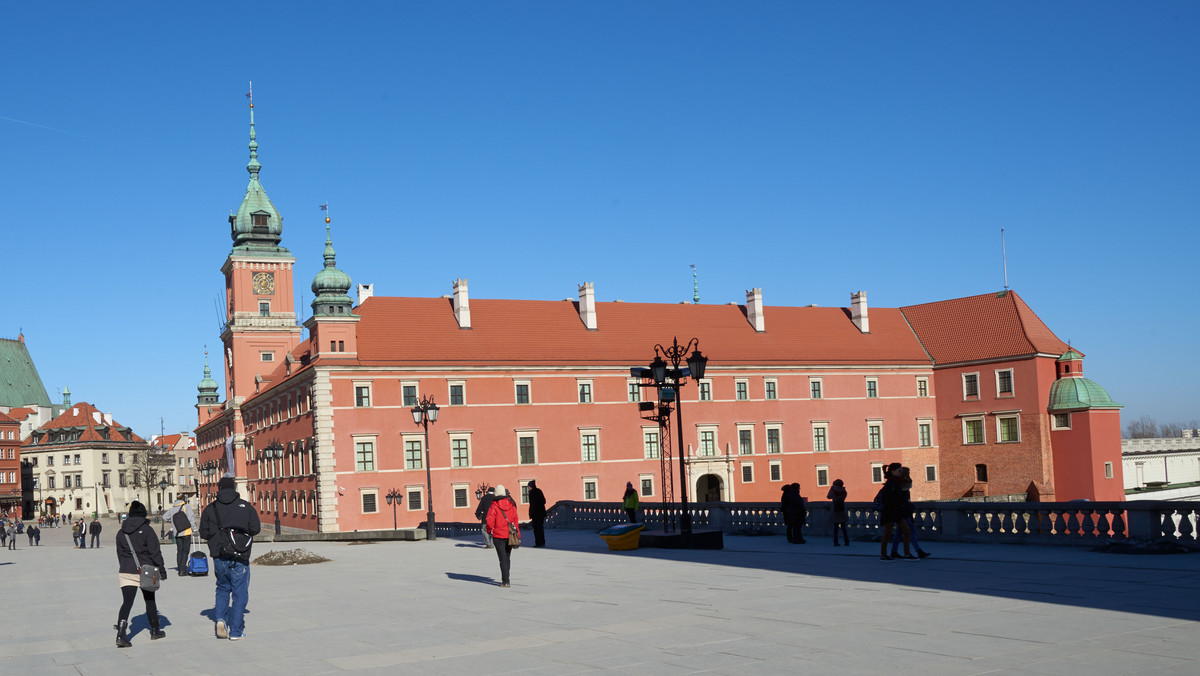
[1005,291,1038,355]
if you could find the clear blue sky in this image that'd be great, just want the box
[2,2,1197,438]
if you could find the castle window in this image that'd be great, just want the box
[975,464,989,482]
[866,378,878,398]
[963,373,980,399]
[259,301,270,317]
[997,415,1020,442]
[1052,413,1071,430]
[996,369,1014,396]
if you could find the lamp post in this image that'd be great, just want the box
[642,338,707,539]
[411,395,440,541]
[384,488,402,531]
[261,442,284,536]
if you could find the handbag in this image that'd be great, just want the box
[501,507,521,549]
[122,531,161,591]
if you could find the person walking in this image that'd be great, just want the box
[527,480,546,547]
[888,467,931,560]
[827,479,850,546]
[622,482,639,523]
[27,523,35,546]
[114,501,168,647]
[72,520,82,548]
[474,487,496,549]
[878,463,913,561]
[32,524,41,546]
[89,517,103,548]
[485,485,520,587]
[164,498,195,574]
[6,521,15,550]
[200,476,261,641]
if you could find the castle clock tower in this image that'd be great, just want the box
[220,94,302,404]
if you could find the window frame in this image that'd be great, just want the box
[697,427,718,457]
[769,460,782,482]
[1052,412,1071,430]
[582,477,598,501]
[918,419,933,448]
[642,428,660,459]
[580,429,599,463]
[995,368,1015,397]
[867,421,883,450]
[764,379,778,400]
[448,381,465,406]
[866,378,878,399]
[514,380,531,405]
[353,382,372,408]
[811,422,828,452]
[962,372,980,400]
[997,414,1021,443]
[741,462,754,483]
[360,489,379,514]
[925,465,938,482]
[639,474,655,497]
[698,379,713,402]
[403,436,423,470]
[735,379,749,401]
[401,381,420,407]
[963,417,985,445]
[353,437,377,472]
[871,462,885,484]
[816,465,829,487]
[406,486,424,511]
[450,435,471,468]
[577,379,594,404]
[737,425,754,455]
[916,377,929,397]
[627,379,641,403]
[809,378,823,399]
[517,431,538,465]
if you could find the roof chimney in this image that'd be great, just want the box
[356,283,374,306]
[746,288,765,332]
[578,282,597,330]
[453,278,471,329]
[851,291,869,333]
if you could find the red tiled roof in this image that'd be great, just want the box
[354,297,932,367]
[900,290,1070,365]
[0,410,17,424]
[5,407,35,421]
[23,401,144,444]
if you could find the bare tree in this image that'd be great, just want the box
[1160,422,1184,438]
[1125,415,1158,439]
[130,444,175,512]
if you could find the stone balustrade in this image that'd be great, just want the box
[540,500,1200,548]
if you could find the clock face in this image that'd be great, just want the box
[252,272,275,295]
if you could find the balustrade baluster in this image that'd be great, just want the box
[1080,509,1097,538]
[1110,510,1126,540]
[1161,509,1176,538]
[1178,509,1195,543]
[1065,511,1081,537]
[1051,511,1066,536]
[1096,510,1111,538]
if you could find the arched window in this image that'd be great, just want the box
[975,464,989,482]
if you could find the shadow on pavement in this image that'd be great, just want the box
[446,572,497,585]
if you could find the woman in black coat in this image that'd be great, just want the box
[114,501,168,647]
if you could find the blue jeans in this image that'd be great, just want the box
[213,558,250,635]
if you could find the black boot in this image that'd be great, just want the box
[115,619,132,648]
[149,614,166,640]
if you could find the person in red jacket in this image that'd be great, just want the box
[485,485,520,587]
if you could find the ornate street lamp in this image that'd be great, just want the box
[642,337,707,539]
[384,488,402,532]
[411,395,440,541]
[261,442,285,536]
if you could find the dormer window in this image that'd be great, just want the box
[252,212,269,228]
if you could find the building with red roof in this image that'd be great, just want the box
[195,112,1124,533]
[0,410,21,517]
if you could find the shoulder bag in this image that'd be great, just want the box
[123,531,161,591]
[501,505,521,548]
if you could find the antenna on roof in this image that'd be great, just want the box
[1001,227,1009,292]
[691,263,699,304]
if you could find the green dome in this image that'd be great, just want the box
[1048,377,1121,411]
[197,355,219,393]
[1059,348,1084,361]
[310,223,354,317]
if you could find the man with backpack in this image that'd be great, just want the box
[199,477,261,641]
[164,497,195,574]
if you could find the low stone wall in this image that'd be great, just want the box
[543,500,1200,548]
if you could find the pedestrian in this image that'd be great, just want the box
[0,520,6,548]
[485,485,519,588]
[114,500,168,647]
[6,521,15,550]
[827,479,850,546]
[888,467,931,560]
[527,479,547,547]
[474,487,496,549]
[878,463,913,561]
[199,476,261,641]
[622,481,639,523]
[164,498,195,574]
[72,520,82,548]
[786,483,807,543]
[33,524,41,545]
[90,517,103,548]
[27,524,35,546]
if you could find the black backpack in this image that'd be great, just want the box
[172,509,190,533]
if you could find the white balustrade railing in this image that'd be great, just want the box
[539,500,1200,548]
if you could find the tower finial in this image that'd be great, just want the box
[691,263,699,304]
[246,82,260,178]
[1001,227,1009,291]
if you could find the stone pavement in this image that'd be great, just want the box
[2,517,1199,675]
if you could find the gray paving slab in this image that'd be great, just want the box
[1,517,1198,674]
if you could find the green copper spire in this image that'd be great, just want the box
[228,85,289,256]
[311,217,354,317]
[197,351,220,406]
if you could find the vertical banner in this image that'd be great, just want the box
[224,436,235,477]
